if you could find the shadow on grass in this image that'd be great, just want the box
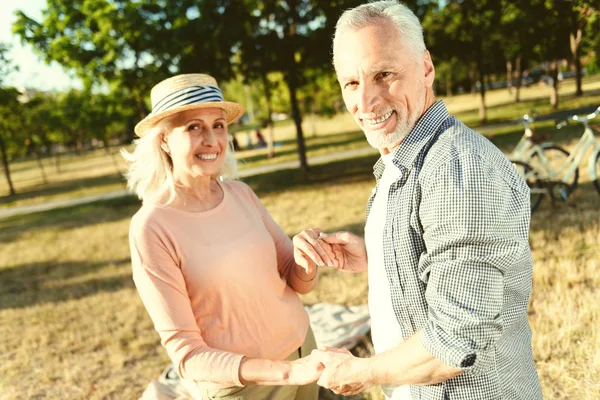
[0,195,141,244]
[0,258,133,310]
[529,180,600,238]
[458,91,600,129]
[239,130,365,165]
[0,173,127,207]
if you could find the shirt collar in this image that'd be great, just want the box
[373,100,450,181]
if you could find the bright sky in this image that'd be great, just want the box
[1,0,81,91]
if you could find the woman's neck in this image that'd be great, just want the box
[165,175,224,212]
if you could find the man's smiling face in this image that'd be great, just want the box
[334,19,434,152]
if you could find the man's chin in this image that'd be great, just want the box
[364,128,405,149]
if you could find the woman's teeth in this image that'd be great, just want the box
[196,153,218,160]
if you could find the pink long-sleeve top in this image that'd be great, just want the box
[129,180,312,387]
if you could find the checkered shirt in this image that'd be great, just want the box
[366,101,542,399]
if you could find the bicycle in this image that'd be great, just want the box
[508,112,576,212]
[543,105,600,199]
[517,106,600,209]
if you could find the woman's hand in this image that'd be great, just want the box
[293,228,337,274]
[293,229,368,273]
[285,354,325,386]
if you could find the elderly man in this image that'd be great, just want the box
[292,1,542,399]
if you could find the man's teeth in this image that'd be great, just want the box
[365,111,393,125]
[196,153,218,160]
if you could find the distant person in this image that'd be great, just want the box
[230,132,241,151]
[255,127,267,148]
[293,1,542,399]
[122,73,322,400]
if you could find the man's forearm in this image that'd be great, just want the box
[367,331,462,386]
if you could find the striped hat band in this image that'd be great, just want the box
[151,85,224,115]
[134,73,244,137]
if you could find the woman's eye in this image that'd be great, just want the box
[188,124,202,132]
[214,123,225,129]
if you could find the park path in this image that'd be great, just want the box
[4,103,594,220]
[0,146,379,219]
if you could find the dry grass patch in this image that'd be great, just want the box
[1,143,599,399]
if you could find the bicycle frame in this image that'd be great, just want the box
[532,107,600,185]
[510,115,537,161]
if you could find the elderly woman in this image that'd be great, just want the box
[123,74,323,400]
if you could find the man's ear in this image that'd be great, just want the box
[423,50,435,88]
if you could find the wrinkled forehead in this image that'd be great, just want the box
[333,22,412,71]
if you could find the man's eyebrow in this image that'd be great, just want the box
[367,64,397,75]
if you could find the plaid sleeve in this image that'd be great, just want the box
[419,154,529,375]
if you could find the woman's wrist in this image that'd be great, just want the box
[238,357,291,386]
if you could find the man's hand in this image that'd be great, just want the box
[319,231,368,273]
[311,347,373,395]
[293,229,368,274]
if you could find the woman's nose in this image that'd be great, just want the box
[202,128,217,145]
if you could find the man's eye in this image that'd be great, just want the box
[344,81,358,89]
[379,72,391,79]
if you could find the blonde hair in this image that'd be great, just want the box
[121,115,238,204]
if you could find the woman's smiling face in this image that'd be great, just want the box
[161,107,228,181]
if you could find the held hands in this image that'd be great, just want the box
[292,228,368,273]
[311,347,373,396]
[286,353,325,386]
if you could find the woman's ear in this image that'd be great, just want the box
[160,134,170,155]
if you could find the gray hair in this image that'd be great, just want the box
[121,115,238,204]
[332,1,426,69]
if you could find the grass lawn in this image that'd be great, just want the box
[1,128,599,398]
[2,75,600,209]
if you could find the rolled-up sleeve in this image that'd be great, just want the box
[419,154,530,375]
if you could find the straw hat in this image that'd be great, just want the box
[134,74,244,137]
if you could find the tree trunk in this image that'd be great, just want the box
[284,17,308,172]
[285,71,308,172]
[506,59,513,95]
[514,56,522,103]
[477,52,487,124]
[36,151,48,184]
[570,28,583,96]
[55,151,61,173]
[445,64,453,97]
[260,72,276,159]
[550,59,559,109]
[0,135,16,196]
[469,64,477,95]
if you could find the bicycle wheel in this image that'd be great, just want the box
[511,160,544,213]
[529,145,578,194]
[594,151,600,193]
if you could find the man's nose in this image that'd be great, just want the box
[357,82,378,115]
